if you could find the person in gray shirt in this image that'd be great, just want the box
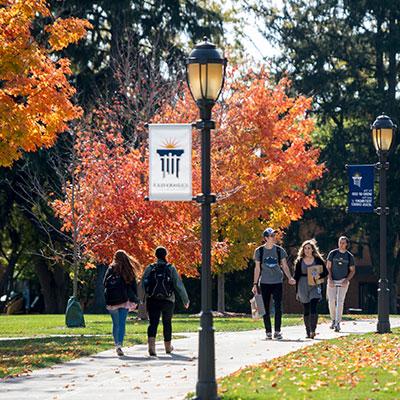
[326,236,356,332]
[252,227,296,340]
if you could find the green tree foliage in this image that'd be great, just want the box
[49,0,226,106]
[250,0,400,310]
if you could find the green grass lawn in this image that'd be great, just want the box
[0,313,372,379]
[0,313,309,379]
[0,313,315,337]
[218,329,400,400]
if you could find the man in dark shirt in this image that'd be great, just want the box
[326,236,356,332]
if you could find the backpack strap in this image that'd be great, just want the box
[276,245,282,266]
[254,246,263,285]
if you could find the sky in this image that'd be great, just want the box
[224,0,283,62]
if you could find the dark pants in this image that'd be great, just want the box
[146,298,174,341]
[303,298,319,334]
[260,283,283,333]
[303,298,318,316]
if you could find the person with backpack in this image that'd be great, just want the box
[294,239,328,339]
[326,236,356,332]
[103,250,140,356]
[142,246,189,356]
[252,228,296,340]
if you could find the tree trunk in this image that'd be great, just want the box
[217,273,225,313]
[375,11,384,95]
[35,259,70,313]
[388,15,397,115]
[0,226,22,296]
[92,264,107,313]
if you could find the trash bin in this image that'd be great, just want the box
[65,296,85,328]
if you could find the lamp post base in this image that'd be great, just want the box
[377,278,391,334]
[376,321,391,334]
[192,386,220,400]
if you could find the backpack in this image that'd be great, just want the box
[143,263,174,299]
[104,271,127,305]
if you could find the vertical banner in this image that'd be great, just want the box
[149,124,192,201]
[348,164,375,213]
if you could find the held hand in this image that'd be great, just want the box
[328,279,334,288]
[341,279,349,287]
[184,302,190,309]
[289,277,296,286]
[252,285,258,295]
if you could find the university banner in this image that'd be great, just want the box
[348,164,375,213]
[149,124,192,201]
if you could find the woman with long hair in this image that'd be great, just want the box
[294,239,328,339]
[103,250,140,356]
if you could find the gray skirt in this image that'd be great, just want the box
[297,276,322,304]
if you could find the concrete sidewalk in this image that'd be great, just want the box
[1,318,399,400]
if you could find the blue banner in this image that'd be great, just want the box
[348,164,375,213]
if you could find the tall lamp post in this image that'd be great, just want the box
[371,114,396,334]
[186,37,227,400]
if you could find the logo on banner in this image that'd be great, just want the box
[352,172,362,188]
[156,139,184,178]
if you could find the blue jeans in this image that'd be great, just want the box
[108,308,129,346]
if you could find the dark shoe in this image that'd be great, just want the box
[266,332,273,340]
[164,341,174,354]
[310,314,318,335]
[274,331,283,340]
[309,332,316,339]
[116,347,124,356]
[334,322,341,332]
[148,337,157,356]
[330,320,336,329]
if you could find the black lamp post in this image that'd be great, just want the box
[371,114,396,334]
[186,37,227,400]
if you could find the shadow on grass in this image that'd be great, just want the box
[0,335,147,378]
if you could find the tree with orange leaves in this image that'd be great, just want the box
[51,106,228,279]
[0,0,92,167]
[53,68,322,307]
[155,68,324,310]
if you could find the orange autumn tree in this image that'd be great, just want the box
[0,0,92,167]
[52,105,228,277]
[155,68,324,309]
[53,68,322,290]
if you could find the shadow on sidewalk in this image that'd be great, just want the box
[265,338,306,343]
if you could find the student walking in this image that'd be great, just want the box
[326,236,356,332]
[103,250,140,356]
[294,239,328,338]
[252,228,296,340]
[142,246,189,356]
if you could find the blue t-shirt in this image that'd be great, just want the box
[254,245,288,284]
